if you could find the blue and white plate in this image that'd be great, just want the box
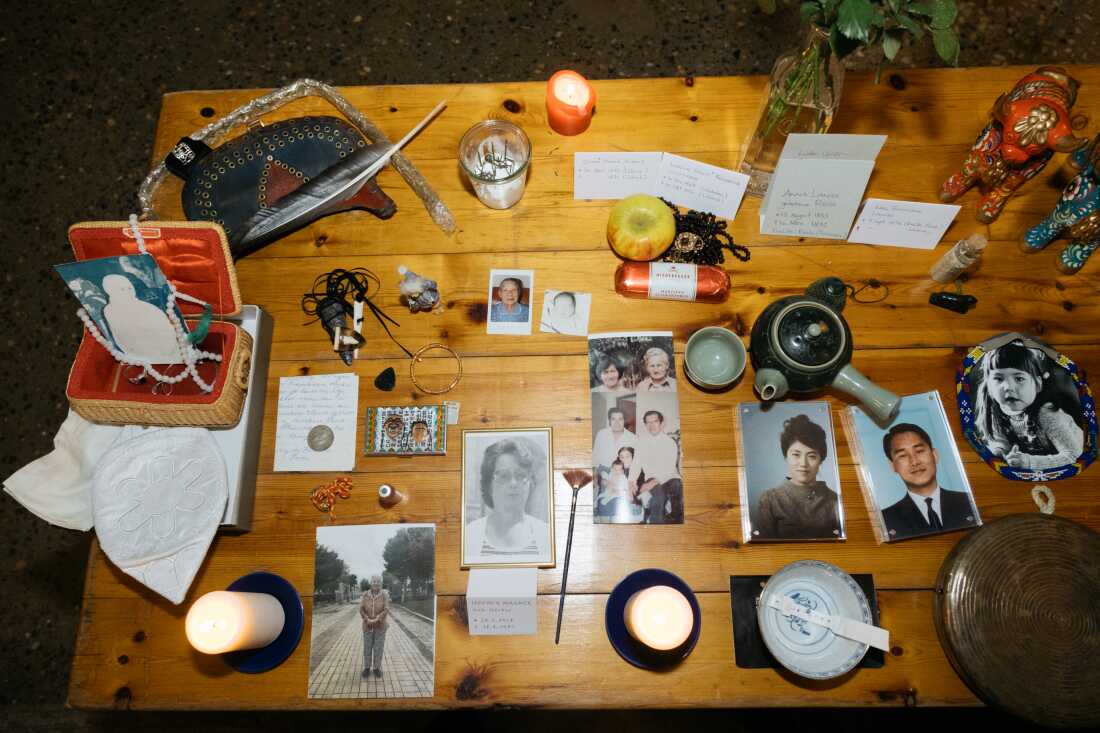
[756,560,871,680]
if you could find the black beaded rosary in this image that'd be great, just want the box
[659,198,751,266]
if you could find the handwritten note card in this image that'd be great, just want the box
[466,567,538,635]
[653,153,749,219]
[847,198,961,249]
[760,134,887,239]
[273,373,358,472]
[574,152,749,219]
[573,152,661,200]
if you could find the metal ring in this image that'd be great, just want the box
[124,365,148,384]
[409,343,462,395]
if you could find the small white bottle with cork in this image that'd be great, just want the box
[930,233,988,283]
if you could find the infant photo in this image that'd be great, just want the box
[539,290,591,336]
[737,401,844,542]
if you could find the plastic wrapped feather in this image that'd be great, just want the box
[137,79,456,234]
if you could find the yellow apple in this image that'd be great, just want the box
[606,194,676,261]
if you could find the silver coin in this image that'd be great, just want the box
[307,424,335,452]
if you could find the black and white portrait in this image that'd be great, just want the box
[486,268,534,335]
[738,401,844,542]
[847,391,980,543]
[539,289,591,336]
[967,338,1085,471]
[462,428,555,567]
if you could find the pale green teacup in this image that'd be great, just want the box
[684,326,747,389]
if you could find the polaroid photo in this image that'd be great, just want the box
[539,290,592,336]
[461,428,555,568]
[308,523,436,699]
[55,253,188,364]
[736,401,844,542]
[486,268,534,335]
[365,405,447,456]
[842,390,981,543]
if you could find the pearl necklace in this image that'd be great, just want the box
[74,216,223,393]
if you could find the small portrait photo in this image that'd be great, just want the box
[738,401,844,542]
[364,405,447,456]
[539,289,592,337]
[462,428,555,567]
[55,253,188,364]
[486,268,534,335]
[309,523,436,699]
[965,337,1087,473]
[846,390,980,543]
[605,391,684,525]
[588,331,677,394]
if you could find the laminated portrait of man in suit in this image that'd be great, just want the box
[880,422,979,540]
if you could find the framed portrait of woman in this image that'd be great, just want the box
[461,428,556,568]
[736,401,845,543]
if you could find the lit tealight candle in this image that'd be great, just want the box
[623,585,693,651]
[186,590,285,655]
[546,70,596,136]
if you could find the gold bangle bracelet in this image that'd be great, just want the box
[409,343,463,394]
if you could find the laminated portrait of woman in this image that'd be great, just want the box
[739,402,844,542]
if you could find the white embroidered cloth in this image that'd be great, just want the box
[92,428,227,604]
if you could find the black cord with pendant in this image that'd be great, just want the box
[301,268,413,365]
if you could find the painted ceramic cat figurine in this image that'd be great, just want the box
[1023,134,1100,274]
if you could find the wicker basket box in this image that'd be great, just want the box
[64,221,252,428]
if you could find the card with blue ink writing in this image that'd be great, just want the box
[760,134,887,240]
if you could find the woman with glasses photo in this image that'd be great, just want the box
[463,438,551,562]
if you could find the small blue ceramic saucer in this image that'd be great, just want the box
[605,568,701,671]
[222,572,304,674]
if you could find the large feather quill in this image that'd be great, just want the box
[232,100,447,252]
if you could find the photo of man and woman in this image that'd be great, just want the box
[846,391,981,543]
[588,332,685,525]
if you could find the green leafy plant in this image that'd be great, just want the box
[758,0,960,68]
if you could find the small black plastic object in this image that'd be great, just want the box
[374,367,396,391]
[930,291,978,314]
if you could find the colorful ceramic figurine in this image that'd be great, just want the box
[940,67,1089,223]
[1023,134,1100,274]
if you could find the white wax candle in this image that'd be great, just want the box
[185,590,285,654]
[623,585,693,651]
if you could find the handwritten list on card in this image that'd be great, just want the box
[574,152,748,219]
[760,134,886,240]
[273,373,358,472]
[573,152,661,200]
[847,198,961,249]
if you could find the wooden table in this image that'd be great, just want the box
[69,66,1100,710]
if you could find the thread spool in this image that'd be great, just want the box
[378,483,405,508]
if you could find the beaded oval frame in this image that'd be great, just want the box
[956,334,1098,481]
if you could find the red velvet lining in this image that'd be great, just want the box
[67,223,238,316]
[67,323,238,404]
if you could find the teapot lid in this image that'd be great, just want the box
[771,301,846,372]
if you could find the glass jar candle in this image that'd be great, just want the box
[459,120,532,210]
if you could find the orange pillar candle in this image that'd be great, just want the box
[546,70,596,135]
[623,585,693,651]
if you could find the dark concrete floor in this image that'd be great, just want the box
[1,1,1095,729]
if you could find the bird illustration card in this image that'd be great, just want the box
[55,253,188,364]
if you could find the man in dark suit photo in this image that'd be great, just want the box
[880,423,978,540]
